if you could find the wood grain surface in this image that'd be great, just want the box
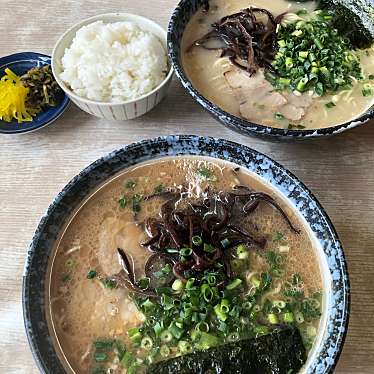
[1,1,373,373]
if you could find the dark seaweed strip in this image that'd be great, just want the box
[146,327,306,374]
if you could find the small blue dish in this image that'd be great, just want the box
[23,135,349,373]
[0,52,69,134]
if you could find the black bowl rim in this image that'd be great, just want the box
[167,0,374,139]
[22,135,350,373]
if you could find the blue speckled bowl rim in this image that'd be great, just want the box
[167,0,374,140]
[0,52,70,135]
[23,135,350,373]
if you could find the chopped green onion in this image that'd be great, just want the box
[153,322,163,337]
[178,340,192,353]
[192,235,203,246]
[362,89,373,97]
[274,112,285,120]
[201,284,214,302]
[368,74,374,80]
[272,232,284,241]
[203,243,216,253]
[267,313,279,324]
[168,321,184,340]
[296,9,308,16]
[214,303,228,321]
[283,311,295,323]
[94,339,114,350]
[297,77,309,92]
[131,194,143,214]
[140,336,153,350]
[192,331,219,350]
[272,300,286,309]
[128,327,142,345]
[65,259,74,268]
[253,304,261,313]
[295,311,305,324]
[196,167,217,181]
[254,325,269,336]
[94,352,108,363]
[325,101,336,109]
[118,196,126,209]
[137,277,150,289]
[160,330,173,343]
[207,275,216,286]
[226,278,242,290]
[125,180,136,189]
[142,299,155,312]
[166,248,179,254]
[87,269,97,279]
[121,351,134,368]
[307,325,317,337]
[154,183,164,193]
[220,299,230,313]
[180,247,192,256]
[185,278,195,289]
[195,321,209,332]
[101,278,117,289]
[242,301,253,310]
[220,238,231,248]
[250,275,261,288]
[236,244,249,259]
[172,279,184,292]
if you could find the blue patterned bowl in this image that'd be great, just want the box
[23,135,349,373]
[0,52,70,134]
[167,0,374,140]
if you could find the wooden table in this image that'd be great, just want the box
[1,1,374,373]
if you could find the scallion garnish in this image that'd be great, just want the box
[325,101,336,109]
[125,180,136,189]
[196,167,217,181]
[87,269,97,279]
[118,196,126,209]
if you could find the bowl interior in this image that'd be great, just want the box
[52,13,173,107]
[167,0,374,139]
[23,135,349,374]
[0,52,69,134]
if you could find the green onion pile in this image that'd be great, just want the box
[267,10,363,96]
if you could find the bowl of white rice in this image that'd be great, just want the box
[52,13,173,120]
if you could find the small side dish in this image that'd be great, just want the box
[52,13,173,121]
[60,20,168,103]
[0,64,63,123]
[181,0,374,130]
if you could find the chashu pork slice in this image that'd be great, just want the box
[224,68,313,122]
[97,214,146,276]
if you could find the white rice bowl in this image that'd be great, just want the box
[59,20,168,102]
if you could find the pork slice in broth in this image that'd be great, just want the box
[224,68,313,122]
[98,215,146,276]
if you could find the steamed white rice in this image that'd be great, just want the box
[60,21,168,102]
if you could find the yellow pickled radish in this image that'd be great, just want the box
[0,68,39,123]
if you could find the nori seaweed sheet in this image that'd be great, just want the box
[146,327,306,374]
[319,0,374,48]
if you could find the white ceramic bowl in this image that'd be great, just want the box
[52,13,173,121]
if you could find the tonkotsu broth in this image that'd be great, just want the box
[49,157,322,373]
[181,0,374,130]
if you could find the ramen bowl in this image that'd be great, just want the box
[23,135,349,373]
[167,0,374,140]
